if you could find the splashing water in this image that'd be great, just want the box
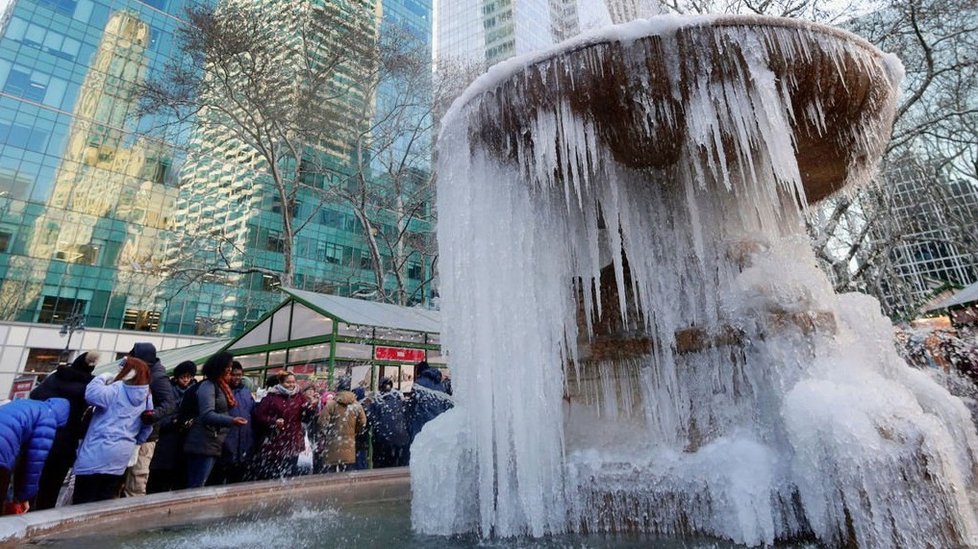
[413,15,978,548]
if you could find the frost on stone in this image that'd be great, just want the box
[412,14,978,548]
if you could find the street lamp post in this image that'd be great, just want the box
[59,308,86,367]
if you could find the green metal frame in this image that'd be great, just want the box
[218,289,442,390]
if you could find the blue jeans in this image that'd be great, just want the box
[185,455,216,488]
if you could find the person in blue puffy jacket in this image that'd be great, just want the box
[73,357,154,504]
[0,397,70,515]
[29,351,98,510]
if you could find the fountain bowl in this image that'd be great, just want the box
[462,15,899,204]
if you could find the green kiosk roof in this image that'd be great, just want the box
[95,289,442,378]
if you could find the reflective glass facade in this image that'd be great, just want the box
[0,0,434,338]
[434,0,577,69]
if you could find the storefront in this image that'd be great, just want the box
[222,288,443,392]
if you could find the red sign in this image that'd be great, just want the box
[374,346,426,362]
[9,377,35,400]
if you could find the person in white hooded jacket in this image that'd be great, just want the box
[73,357,153,504]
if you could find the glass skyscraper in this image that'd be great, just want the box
[0,0,186,334]
[0,0,434,351]
[433,0,656,72]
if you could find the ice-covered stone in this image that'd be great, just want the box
[413,14,978,548]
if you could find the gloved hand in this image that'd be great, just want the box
[3,501,29,515]
[140,410,155,425]
[98,372,116,383]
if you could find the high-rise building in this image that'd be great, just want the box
[435,0,579,68]
[163,0,391,336]
[865,157,978,317]
[0,0,435,394]
[603,0,656,24]
[0,0,206,393]
[434,0,658,70]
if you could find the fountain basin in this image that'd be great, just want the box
[0,469,408,546]
[0,468,801,548]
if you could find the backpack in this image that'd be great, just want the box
[176,382,205,431]
[178,381,223,431]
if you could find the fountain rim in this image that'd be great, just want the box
[0,467,410,545]
[444,14,895,130]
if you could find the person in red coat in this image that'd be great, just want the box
[252,372,314,479]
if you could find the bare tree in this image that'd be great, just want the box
[657,0,872,23]
[809,0,978,315]
[140,1,437,306]
[324,23,439,305]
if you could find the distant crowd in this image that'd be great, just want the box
[0,343,453,515]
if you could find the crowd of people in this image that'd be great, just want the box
[0,343,453,515]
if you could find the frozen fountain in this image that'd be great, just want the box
[413,15,978,548]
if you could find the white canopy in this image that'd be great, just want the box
[285,288,441,334]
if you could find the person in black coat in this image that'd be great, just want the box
[146,360,197,494]
[28,351,99,510]
[183,352,248,488]
[368,377,409,468]
[407,362,454,443]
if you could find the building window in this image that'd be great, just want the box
[266,230,285,252]
[38,0,78,15]
[24,348,63,375]
[195,316,221,336]
[408,261,423,280]
[37,296,87,324]
[2,66,67,108]
[55,242,101,265]
[0,121,50,153]
[5,68,43,102]
[150,158,171,185]
[322,242,343,264]
[122,310,160,332]
[0,230,11,253]
[141,0,168,10]
[76,243,100,265]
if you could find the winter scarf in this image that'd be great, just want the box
[270,384,298,398]
[216,377,237,408]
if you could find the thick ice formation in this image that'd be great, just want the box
[413,15,978,548]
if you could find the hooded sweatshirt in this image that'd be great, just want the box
[0,398,70,501]
[74,377,153,476]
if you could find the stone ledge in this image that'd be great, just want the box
[0,468,411,547]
